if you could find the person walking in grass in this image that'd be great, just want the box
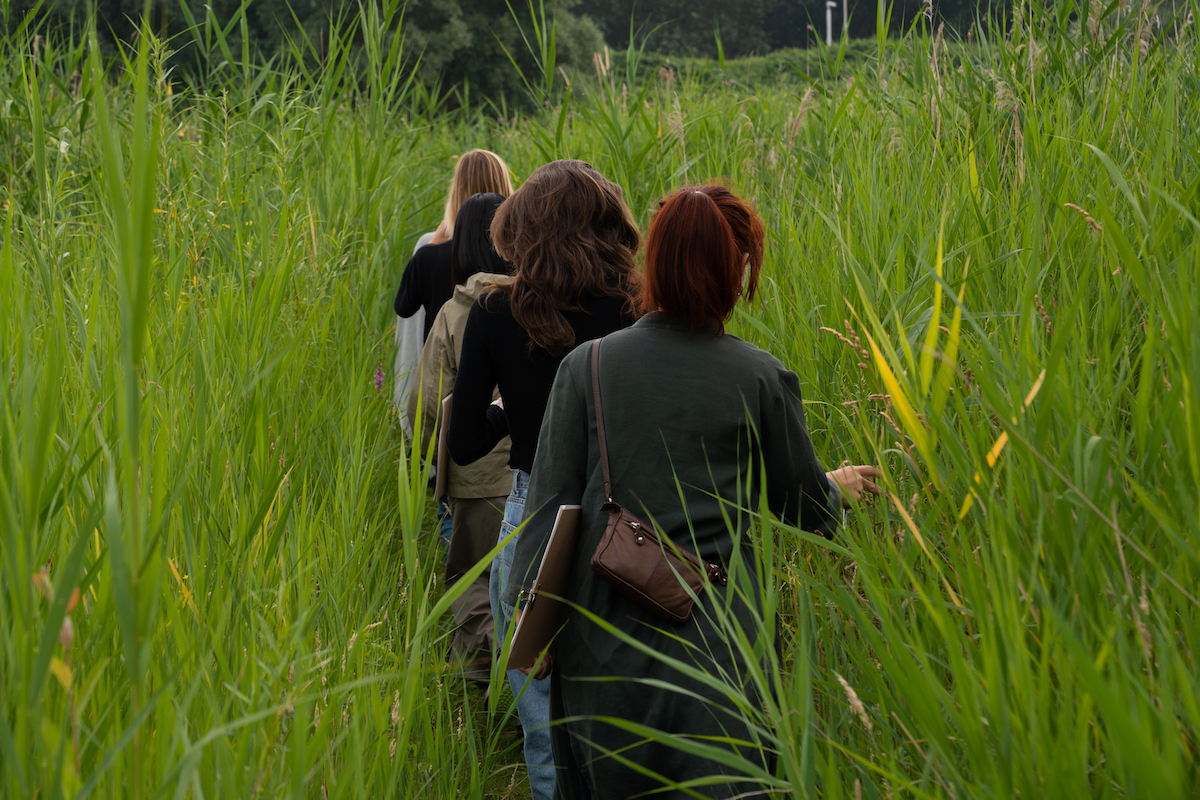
[408,193,515,681]
[393,148,515,425]
[505,185,881,798]
[448,161,643,800]
[393,149,514,548]
[393,148,514,341]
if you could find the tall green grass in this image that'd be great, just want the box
[1,0,1197,796]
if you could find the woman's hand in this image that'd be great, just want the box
[826,465,882,506]
[429,220,450,245]
[511,608,554,680]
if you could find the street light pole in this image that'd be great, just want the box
[826,1,837,45]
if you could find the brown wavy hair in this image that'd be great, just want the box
[490,160,642,356]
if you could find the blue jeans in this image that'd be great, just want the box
[437,494,453,556]
[429,463,453,559]
[491,469,555,800]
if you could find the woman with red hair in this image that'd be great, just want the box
[505,185,880,797]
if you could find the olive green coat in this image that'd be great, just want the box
[408,272,512,499]
[506,313,839,799]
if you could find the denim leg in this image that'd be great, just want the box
[436,493,453,555]
[490,470,555,800]
[489,481,518,648]
[502,597,555,800]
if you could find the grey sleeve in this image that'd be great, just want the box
[826,481,844,523]
[760,368,840,539]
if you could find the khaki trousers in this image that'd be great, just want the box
[446,495,505,666]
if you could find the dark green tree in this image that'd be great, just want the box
[400,0,604,108]
[6,0,603,108]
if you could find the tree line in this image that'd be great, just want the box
[7,0,1006,103]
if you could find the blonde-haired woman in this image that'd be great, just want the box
[393,149,513,432]
[429,149,514,245]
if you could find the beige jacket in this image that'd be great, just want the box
[408,273,513,499]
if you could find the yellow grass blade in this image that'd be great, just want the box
[958,490,976,519]
[987,431,1010,468]
[1024,369,1046,407]
[49,657,72,690]
[865,330,939,489]
[919,218,945,395]
[891,493,963,609]
[932,258,969,417]
[968,141,981,202]
[168,557,196,614]
[966,369,1048,509]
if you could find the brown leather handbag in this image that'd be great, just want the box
[587,338,727,624]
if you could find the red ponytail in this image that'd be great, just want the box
[641,185,765,335]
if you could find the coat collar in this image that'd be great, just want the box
[454,272,512,306]
[633,312,723,335]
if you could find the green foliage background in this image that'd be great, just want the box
[5,0,604,106]
[1,0,1199,797]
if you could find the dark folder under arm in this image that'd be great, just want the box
[508,505,582,670]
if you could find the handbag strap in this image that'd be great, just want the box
[590,338,614,502]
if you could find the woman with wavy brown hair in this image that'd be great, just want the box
[504,185,879,798]
[448,160,642,800]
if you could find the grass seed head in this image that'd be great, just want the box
[1035,294,1052,336]
[593,48,611,80]
[995,81,1020,116]
[1063,202,1102,231]
[835,672,873,733]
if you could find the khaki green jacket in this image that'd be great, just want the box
[408,273,512,499]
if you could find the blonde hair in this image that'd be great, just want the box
[442,150,513,236]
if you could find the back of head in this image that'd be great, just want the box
[443,150,514,237]
[641,185,765,335]
[451,193,512,285]
[490,160,642,356]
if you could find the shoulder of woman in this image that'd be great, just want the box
[471,288,512,314]
[404,244,432,272]
[464,289,516,332]
[413,239,450,265]
[562,339,596,369]
[720,335,805,394]
[720,333,787,368]
[549,343,592,394]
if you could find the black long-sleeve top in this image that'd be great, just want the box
[393,241,453,341]
[448,290,637,473]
